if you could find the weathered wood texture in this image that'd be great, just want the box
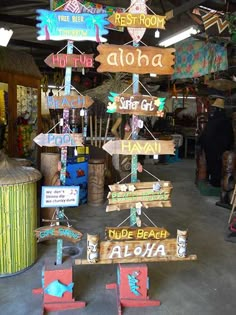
[103,140,175,156]
[105,226,170,240]
[96,44,175,74]
[88,159,105,206]
[106,200,172,212]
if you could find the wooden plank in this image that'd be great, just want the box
[108,181,172,192]
[47,95,94,109]
[75,254,197,265]
[33,133,83,147]
[102,140,175,156]
[107,188,171,198]
[96,44,175,75]
[108,13,166,29]
[35,225,83,244]
[105,226,170,241]
[106,200,172,212]
[44,53,94,68]
[107,92,166,116]
[108,193,171,204]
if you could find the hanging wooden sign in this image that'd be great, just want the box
[36,9,109,42]
[108,13,166,29]
[33,133,83,147]
[105,226,170,241]
[106,180,172,212]
[96,44,175,74]
[35,225,83,244]
[47,95,94,109]
[102,140,175,156]
[107,92,166,116]
[44,53,94,69]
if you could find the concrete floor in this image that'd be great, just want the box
[1,158,236,315]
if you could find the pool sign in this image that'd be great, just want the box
[33,133,83,147]
[41,186,80,208]
[36,9,109,42]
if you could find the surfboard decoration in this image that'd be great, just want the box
[127,0,147,43]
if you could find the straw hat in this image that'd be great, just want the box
[211,98,225,109]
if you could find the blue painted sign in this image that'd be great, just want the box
[36,9,109,42]
[41,186,80,208]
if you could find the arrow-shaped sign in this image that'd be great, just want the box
[34,133,83,147]
[44,53,94,69]
[102,140,175,156]
[47,95,93,109]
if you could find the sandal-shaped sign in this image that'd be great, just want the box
[96,44,175,74]
[107,92,165,116]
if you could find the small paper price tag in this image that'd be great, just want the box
[153,154,159,160]
[80,109,85,116]
[60,118,64,126]
[138,119,144,128]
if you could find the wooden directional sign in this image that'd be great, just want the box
[105,226,170,241]
[102,139,175,156]
[96,44,175,75]
[44,53,94,69]
[108,13,166,29]
[36,9,109,42]
[106,181,172,212]
[47,95,94,109]
[107,92,165,116]
[34,133,83,147]
[35,225,83,244]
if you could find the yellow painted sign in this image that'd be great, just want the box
[105,227,170,240]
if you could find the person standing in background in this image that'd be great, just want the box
[199,98,234,187]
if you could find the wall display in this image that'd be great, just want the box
[36,9,109,42]
[52,0,125,32]
[44,53,94,68]
[103,139,175,156]
[35,226,83,243]
[107,92,166,116]
[105,227,170,241]
[33,133,83,147]
[108,13,166,29]
[96,44,175,74]
[41,186,80,208]
[47,94,94,109]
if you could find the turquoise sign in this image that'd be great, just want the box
[36,9,109,42]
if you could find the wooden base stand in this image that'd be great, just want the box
[33,257,86,314]
[106,264,160,315]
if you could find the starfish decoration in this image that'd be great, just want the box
[153,182,161,191]
[120,184,128,192]
[128,184,136,192]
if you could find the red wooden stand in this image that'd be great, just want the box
[33,257,86,314]
[106,264,160,315]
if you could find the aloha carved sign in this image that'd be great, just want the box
[47,95,94,109]
[96,44,175,74]
[102,140,175,156]
[35,226,83,244]
[107,92,166,116]
[105,227,170,241]
[44,53,94,68]
[106,181,172,212]
[108,13,166,29]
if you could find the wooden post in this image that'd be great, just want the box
[88,159,105,206]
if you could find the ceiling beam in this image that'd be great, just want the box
[166,0,206,20]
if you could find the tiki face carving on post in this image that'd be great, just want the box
[87,234,99,263]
